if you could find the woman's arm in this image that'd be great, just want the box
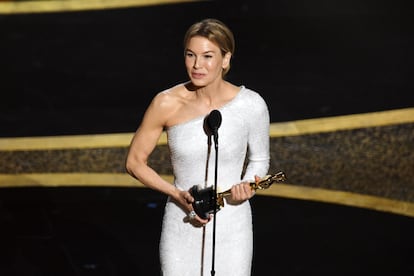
[125,92,209,225]
[228,92,270,204]
[126,94,179,198]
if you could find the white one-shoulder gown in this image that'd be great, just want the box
[160,86,270,276]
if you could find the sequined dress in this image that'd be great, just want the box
[160,86,270,276]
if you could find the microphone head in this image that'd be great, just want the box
[207,109,222,132]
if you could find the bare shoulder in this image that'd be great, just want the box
[149,84,189,120]
[152,83,188,109]
[144,83,190,126]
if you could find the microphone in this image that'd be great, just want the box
[206,109,221,276]
[207,110,222,146]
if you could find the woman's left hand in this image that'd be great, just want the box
[227,175,261,205]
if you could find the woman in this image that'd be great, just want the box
[126,18,270,276]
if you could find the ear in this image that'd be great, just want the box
[222,52,232,69]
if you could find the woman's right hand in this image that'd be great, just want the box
[172,189,211,227]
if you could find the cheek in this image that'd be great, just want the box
[206,60,221,71]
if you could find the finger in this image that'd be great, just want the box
[240,183,253,199]
[191,213,209,226]
[237,184,247,200]
[184,192,194,204]
[232,185,241,199]
[188,210,197,220]
[196,217,209,225]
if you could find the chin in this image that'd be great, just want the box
[190,79,209,87]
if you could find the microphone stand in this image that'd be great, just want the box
[211,129,219,276]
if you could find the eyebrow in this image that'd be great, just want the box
[185,49,216,54]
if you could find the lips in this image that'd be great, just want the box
[191,72,205,79]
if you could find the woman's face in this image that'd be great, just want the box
[184,36,230,87]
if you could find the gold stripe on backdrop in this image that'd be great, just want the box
[0,0,201,14]
[263,183,414,218]
[0,107,413,151]
[0,132,138,151]
[269,107,414,137]
[0,172,152,187]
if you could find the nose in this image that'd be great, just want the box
[193,56,201,69]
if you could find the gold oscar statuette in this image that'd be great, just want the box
[190,171,287,219]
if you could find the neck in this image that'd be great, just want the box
[187,80,227,108]
[189,78,224,92]
[197,83,226,108]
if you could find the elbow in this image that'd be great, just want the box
[125,155,138,178]
[125,153,148,182]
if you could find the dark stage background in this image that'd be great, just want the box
[1,0,413,137]
[1,187,414,276]
[1,1,414,275]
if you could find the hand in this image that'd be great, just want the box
[227,175,261,205]
[185,210,212,227]
[172,189,210,227]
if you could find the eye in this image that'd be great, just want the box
[204,54,213,59]
[185,52,194,58]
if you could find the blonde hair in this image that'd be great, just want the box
[183,18,235,77]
